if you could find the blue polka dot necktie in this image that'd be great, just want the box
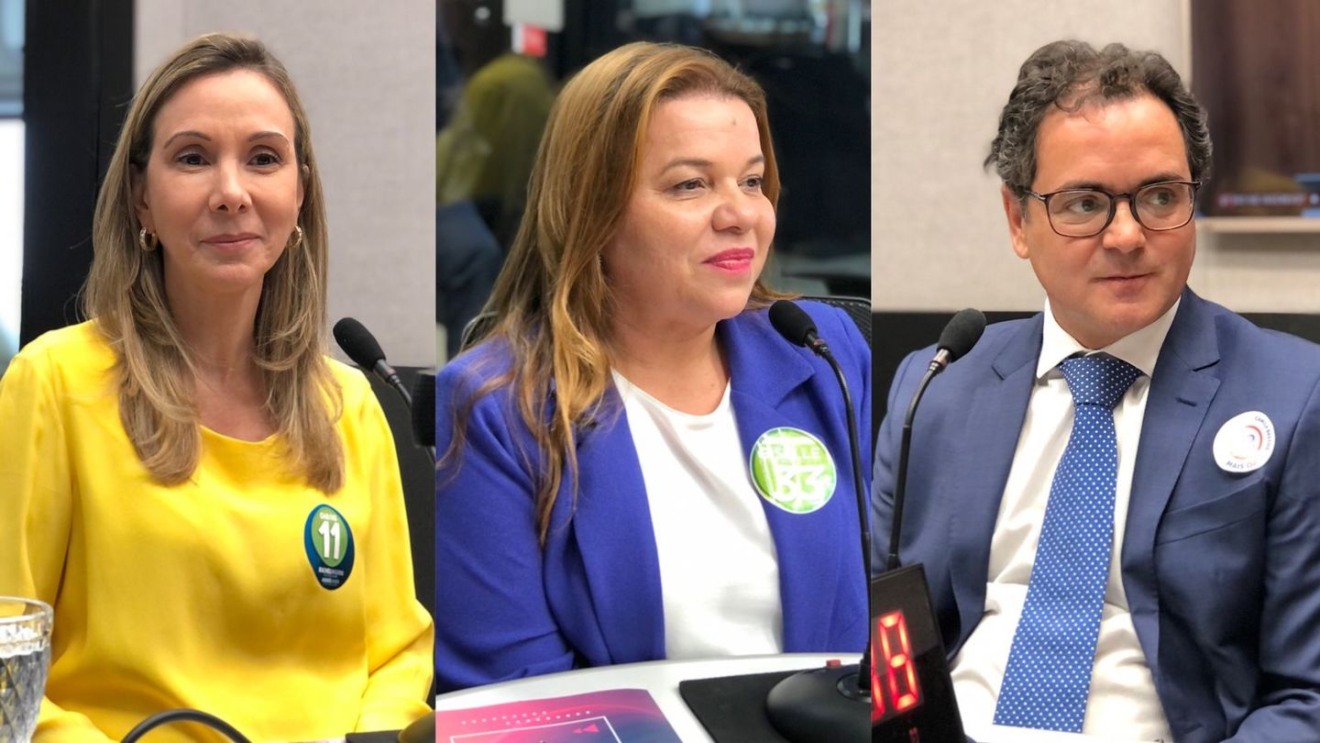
[993,353,1142,732]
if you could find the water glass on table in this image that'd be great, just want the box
[0,597,52,743]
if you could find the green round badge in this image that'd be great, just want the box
[304,504,355,590]
[749,427,837,513]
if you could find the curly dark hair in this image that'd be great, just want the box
[986,40,1213,198]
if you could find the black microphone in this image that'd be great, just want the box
[887,308,985,571]
[928,306,987,374]
[333,317,404,393]
[764,299,870,743]
[769,298,829,354]
[332,317,434,459]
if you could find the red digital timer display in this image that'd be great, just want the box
[870,609,923,723]
[870,564,965,740]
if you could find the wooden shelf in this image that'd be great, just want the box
[1197,217,1320,234]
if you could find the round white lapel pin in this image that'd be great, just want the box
[749,426,837,514]
[1212,411,1275,474]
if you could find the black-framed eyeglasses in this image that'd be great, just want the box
[1026,180,1201,238]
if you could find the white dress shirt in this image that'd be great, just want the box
[613,371,783,659]
[951,300,1178,742]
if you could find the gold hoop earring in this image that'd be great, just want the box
[287,225,304,249]
[138,228,158,252]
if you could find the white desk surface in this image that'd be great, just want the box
[433,655,1156,743]
[433,652,856,742]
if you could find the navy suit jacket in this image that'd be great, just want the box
[436,302,870,692]
[872,289,1320,742]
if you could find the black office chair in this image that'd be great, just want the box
[458,311,497,354]
[357,368,436,705]
[801,294,871,345]
[410,372,435,451]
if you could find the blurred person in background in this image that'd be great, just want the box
[436,50,555,251]
[435,11,503,362]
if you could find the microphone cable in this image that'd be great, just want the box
[122,708,252,743]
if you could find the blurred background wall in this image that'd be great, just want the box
[870,0,1320,315]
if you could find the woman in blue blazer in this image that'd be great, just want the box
[433,42,870,692]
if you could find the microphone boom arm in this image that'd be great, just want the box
[809,342,872,696]
[888,365,939,573]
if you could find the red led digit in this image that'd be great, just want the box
[888,652,920,711]
[878,610,922,712]
[870,640,884,721]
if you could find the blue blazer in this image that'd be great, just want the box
[436,302,870,692]
[871,288,1320,742]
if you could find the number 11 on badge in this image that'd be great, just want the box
[304,504,356,590]
[318,518,342,561]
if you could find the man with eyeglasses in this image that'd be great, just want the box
[872,40,1320,742]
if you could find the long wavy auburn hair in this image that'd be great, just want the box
[445,41,788,544]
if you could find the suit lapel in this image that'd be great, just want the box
[949,316,1041,644]
[1121,290,1221,671]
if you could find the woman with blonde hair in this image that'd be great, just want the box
[434,41,869,691]
[0,33,433,739]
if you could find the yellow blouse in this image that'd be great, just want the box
[0,322,433,742]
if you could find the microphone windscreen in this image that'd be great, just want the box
[333,317,386,369]
[769,300,817,348]
[937,308,987,362]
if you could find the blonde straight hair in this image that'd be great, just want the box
[448,42,788,543]
[84,33,343,491]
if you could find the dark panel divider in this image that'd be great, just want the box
[22,0,134,345]
[872,308,1320,439]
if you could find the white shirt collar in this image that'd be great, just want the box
[1035,297,1181,380]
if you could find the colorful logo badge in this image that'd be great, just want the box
[304,504,355,590]
[1212,411,1275,474]
[749,427,837,513]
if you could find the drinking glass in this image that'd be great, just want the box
[0,598,52,743]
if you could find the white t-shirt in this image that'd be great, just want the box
[613,370,783,659]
